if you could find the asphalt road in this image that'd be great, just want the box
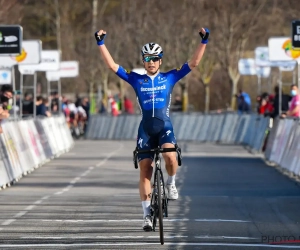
[0,140,300,250]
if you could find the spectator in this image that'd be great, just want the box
[51,91,59,112]
[237,95,250,114]
[109,96,119,116]
[237,90,251,109]
[22,92,34,116]
[98,99,107,114]
[124,96,134,114]
[81,97,90,120]
[258,92,273,116]
[272,85,290,118]
[81,97,90,133]
[75,93,81,107]
[36,96,51,117]
[0,85,13,133]
[284,84,300,118]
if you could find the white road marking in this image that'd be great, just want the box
[0,243,299,248]
[195,219,251,223]
[96,144,124,167]
[70,177,81,184]
[113,194,139,197]
[25,205,36,210]
[195,236,259,240]
[0,145,124,230]
[1,219,16,226]
[41,218,248,223]
[14,211,27,218]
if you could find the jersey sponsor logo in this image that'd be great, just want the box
[166,94,172,117]
[138,138,143,148]
[143,98,164,104]
[144,78,149,82]
[158,76,167,83]
[141,85,166,92]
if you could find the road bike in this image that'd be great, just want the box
[133,144,182,245]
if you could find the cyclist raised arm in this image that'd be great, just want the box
[188,28,209,69]
[94,30,119,73]
[95,27,209,232]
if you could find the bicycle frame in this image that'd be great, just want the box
[150,152,166,218]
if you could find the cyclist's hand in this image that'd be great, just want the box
[95,30,106,46]
[199,27,209,44]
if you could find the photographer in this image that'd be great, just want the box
[0,84,14,133]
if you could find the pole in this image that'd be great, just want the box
[257,74,262,95]
[11,66,16,119]
[20,73,23,118]
[58,78,61,113]
[47,79,51,107]
[279,69,282,117]
[298,60,300,89]
[33,72,37,118]
[268,74,272,93]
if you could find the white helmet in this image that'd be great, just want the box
[141,43,163,58]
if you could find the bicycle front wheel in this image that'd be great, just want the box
[157,170,164,245]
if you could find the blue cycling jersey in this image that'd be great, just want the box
[116,62,191,121]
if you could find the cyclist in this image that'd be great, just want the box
[95,27,209,231]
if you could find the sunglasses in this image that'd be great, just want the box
[143,56,160,62]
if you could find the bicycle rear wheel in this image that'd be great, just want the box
[157,170,164,245]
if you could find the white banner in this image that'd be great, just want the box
[279,62,297,71]
[256,66,271,78]
[0,69,11,84]
[18,50,60,74]
[268,37,300,61]
[255,47,270,67]
[46,61,79,81]
[238,59,256,75]
[0,40,41,67]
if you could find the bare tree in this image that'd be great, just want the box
[208,0,267,109]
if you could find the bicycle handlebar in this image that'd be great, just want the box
[133,145,182,169]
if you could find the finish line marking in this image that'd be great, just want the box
[0,243,299,248]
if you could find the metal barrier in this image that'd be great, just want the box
[264,117,300,177]
[86,112,270,150]
[0,114,74,189]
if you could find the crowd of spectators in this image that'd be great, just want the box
[237,84,300,119]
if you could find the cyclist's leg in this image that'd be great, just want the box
[137,125,155,230]
[160,122,178,200]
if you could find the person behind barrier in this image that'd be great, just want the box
[22,92,34,117]
[236,90,251,114]
[0,85,14,133]
[94,26,209,231]
[36,96,51,117]
[283,84,300,118]
[272,85,290,118]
